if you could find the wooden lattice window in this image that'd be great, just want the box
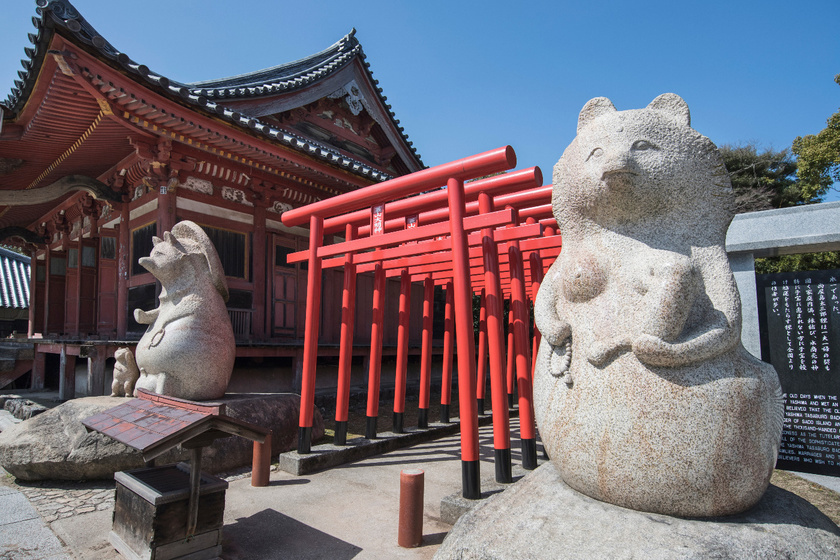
[199,225,247,279]
[131,222,156,276]
[68,248,78,269]
[101,237,116,260]
[50,256,66,276]
[82,246,96,268]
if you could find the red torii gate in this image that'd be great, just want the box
[301,171,544,433]
[291,180,557,477]
[281,147,561,498]
[407,218,561,476]
[347,200,558,481]
[282,147,523,498]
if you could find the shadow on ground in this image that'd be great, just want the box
[223,508,363,560]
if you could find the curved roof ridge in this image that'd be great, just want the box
[188,29,359,92]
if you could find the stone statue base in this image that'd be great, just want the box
[434,463,840,559]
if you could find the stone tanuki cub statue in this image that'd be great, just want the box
[110,346,139,397]
[112,220,235,400]
[533,94,783,517]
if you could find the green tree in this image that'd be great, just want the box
[791,74,840,202]
[719,144,800,212]
[719,90,840,274]
[755,251,840,274]
[756,74,840,274]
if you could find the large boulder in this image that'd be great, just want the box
[0,393,322,481]
[435,463,840,560]
[200,393,323,473]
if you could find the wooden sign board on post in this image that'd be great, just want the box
[82,390,270,560]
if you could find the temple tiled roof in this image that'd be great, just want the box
[2,0,422,182]
[190,31,361,97]
[0,248,30,309]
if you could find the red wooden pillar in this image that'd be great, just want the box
[73,234,83,335]
[27,247,37,338]
[529,251,545,377]
[116,203,130,339]
[478,192,512,483]
[157,181,176,236]
[506,305,515,408]
[508,239,537,469]
[476,289,488,415]
[418,275,434,429]
[440,280,454,423]
[83,203,99,337]
[365,262,386,439]
[447,177,481,500]
[252,201,267,340]
[297,215,324,454]
[335,224,357,445]
[393,269,412,433]
[42,250,51,337]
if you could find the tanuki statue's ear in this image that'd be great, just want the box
[578,97,616,133]
[647,93,691,127]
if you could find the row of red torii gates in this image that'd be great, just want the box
[280,146,560,498]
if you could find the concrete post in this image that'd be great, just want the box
[730,252,761,358]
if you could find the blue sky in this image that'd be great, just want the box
[2,0,838,201]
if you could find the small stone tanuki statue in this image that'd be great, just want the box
[533,94,783,517]
[111,220,235,400]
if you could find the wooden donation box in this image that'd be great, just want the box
[112,464,228,560]
[83,390,269,560]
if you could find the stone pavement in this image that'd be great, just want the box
[2,416,839,560]
[0,484,71,559]
[13,480,115,522]
[0,418,539,560]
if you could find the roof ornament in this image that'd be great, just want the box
[328,80,369,117]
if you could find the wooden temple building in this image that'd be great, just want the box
[0,0,430,396]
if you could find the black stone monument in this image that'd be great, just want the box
[757,268,840,476]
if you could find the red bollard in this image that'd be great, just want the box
[398,469,424,548]
[251,433,272,487]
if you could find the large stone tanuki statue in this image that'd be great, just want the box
[112,220,235,401]
[533,94,783,517]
